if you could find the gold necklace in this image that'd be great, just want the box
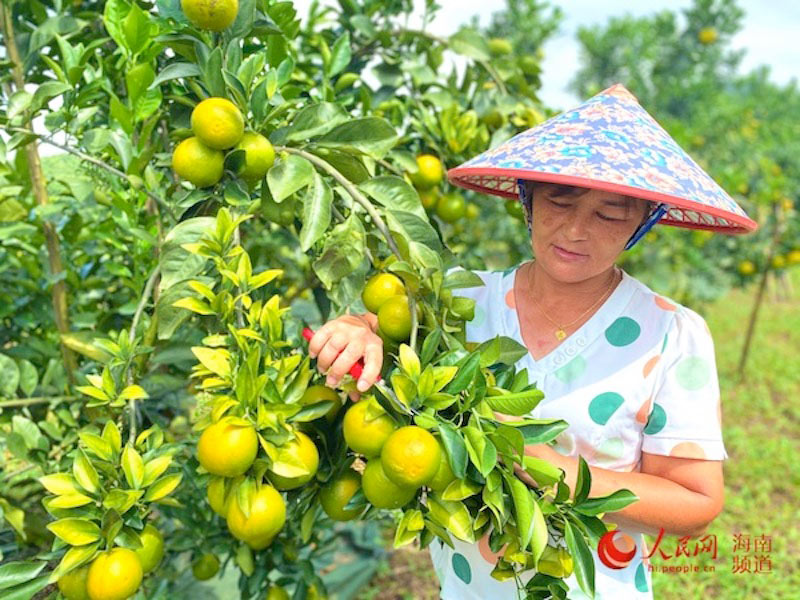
[525,261,620,341]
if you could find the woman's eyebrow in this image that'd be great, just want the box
[602,199,630,208]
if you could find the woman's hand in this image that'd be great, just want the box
[308,313,383,402]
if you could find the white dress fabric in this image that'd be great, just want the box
[429,264,728,599]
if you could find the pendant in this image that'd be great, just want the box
[555,329,567,341]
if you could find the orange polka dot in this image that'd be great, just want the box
[478,531,505,565]
[635,396,652,424]
[505,288,516,309]
[654,296,677,311]
[642,355,660,378]
[669,442,706,459]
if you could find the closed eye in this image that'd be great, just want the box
[598,213,624,221]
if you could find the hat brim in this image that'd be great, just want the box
[447,167,758,234]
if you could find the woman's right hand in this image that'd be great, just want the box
[307,313,383,402]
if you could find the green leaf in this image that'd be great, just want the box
[191,347,232,378]
[267,154,314,202]
[46,519,101,546]
[316,117,398,160]
[299,172,332,252]
[142,455,173,487]
[443,268,485,290]
[39,473,79,496]
[72,450,99,495]
[144,473,182,501]
[564,519,595,599]
[521,456,563,487]
[462,426,497,477]
[102,421,122,455]
[449,28,491,61]
[474,336,529,367]
[575,489,639,516]
[16,359,37,396]
[149,62,201,89]
[122,446,145,489]
[359,176,426,219]
[513,419,570,445]
[46,493,94,509]
[385,209,443,253]
[79,432,113,462]
[103,0,130,51]
[444,352,479,395]
[0,354,21,397]
[290,401,334,422]
[158,217,214,293]
[102,489,143,514]
[48,543,100,583]
[285,103,350,141]
[312,211,366,289]
[0,561,45,592]
[118,385,148,401]
[122,3,152,55]
[504,472,535,550]
[328,31,351,77]
[436,423,467,479]
[441,479,482,502]
[427,495,474,543]
[574,455,592,505]
[0,498,26,540]
[486,389,544,416]
[172,296,215,315]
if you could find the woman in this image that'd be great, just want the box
[308,84,757,598]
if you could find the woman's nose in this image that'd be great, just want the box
[565,209,592,240]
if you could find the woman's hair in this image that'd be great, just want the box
[527,182,654,224]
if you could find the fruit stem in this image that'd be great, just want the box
[0,396,76,408]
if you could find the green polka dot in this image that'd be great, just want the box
[676,356,711,390]
[471,304,486,327]
[588,392,624,425]
[635,562,649,592]
[605,317,641,347]
[452,553,471,584]
[596,437,625,461]
[555,355,587,383]
[643,403,666,435]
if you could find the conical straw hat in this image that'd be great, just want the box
[447,83,757,233]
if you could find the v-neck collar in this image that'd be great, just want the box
[503,263,636,374]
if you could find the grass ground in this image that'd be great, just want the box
[357,269,800,599]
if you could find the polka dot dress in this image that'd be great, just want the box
[430,265,728,599]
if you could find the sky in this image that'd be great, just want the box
[412,0,800,110]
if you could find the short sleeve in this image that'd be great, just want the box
[641,306,728,460]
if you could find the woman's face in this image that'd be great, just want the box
[531,184,649,283]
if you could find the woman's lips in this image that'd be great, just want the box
[552,244,588,261]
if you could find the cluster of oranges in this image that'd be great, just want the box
[57,525,164,600]
[361,272,416,343]
[336,399,455,511]
[409,154,479,222]
[738,249,800,276]
[172,97,275,188]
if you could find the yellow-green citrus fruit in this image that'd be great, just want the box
[362,460,417,509]
[428,440,456,492]
[737,260,756,276]
[134,524,164,574]
[268,431,319,490]
[342,400,395,457]
[465,203,480,219]
[58,566,89,600]
[787,249,800,265]
[226,484,286,550]
[86,548,143,600]
[377,295,413,342]
[319,470,363,521]
[435,193,467,223]
[771,254,786,269]
[488,38,513,56]
[181,0,238,32]
[265,586,291,600]
[191,97,245,149]
[505,199,524,219]
[172,137,224,187]
[698,27,718,45]
[362,273,406,313]
[380,426,441,488]
[419,189,439,211]
[301,385,342,422]
[236,132,275,181]
[197,418,258,477]
[409,154,444,189]
[191,553,220,581]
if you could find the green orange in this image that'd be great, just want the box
[191,97,245,149]
[380,426,441,488]
[301,384,343,422]
[319,470,363,521]
[226,484,286,550]
[191,553,220,580]
[427,440,456,492]
[57,566,89,600]
[197,418,258,477]
[435,193,467,223]
[86,548,143,600]
[134,524,164,573]
[362,460,416,509]
[172,137,224,187]
[342,399,395,457]
[362,273,406,313]
[267,431,319,490]
[181,0,238,31]
[236,132,275,181]
[377,295,413,342]
[409,154,444,189]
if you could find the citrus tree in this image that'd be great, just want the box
[1,1,637,599]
